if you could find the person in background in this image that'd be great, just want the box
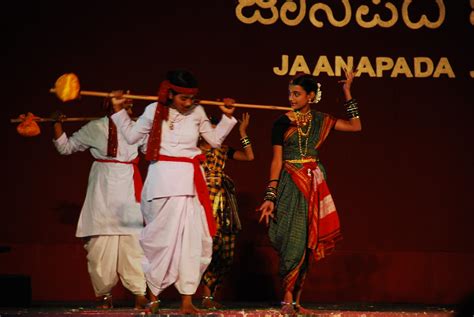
[199,112,254,309]
[52,92,148,310]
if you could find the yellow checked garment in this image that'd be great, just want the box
[200,146,241,295]
[201,146,241,233]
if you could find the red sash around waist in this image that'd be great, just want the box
[158,154,216,237]
[95,157,143,203]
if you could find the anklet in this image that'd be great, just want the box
[146,300,160,314]
[147,299,160,306]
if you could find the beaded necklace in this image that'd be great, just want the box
[167,110,185,130]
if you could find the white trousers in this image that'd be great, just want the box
[84,235,146,296]
[140,196,213,296]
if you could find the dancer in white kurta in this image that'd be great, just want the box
[52,96,148,309]
[111,69,237,314]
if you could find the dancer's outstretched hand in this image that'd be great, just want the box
[239,112,250,134]
[257,200,275,226]
[337,68,357,92]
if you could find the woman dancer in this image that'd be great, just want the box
[199,113,254,309]
[258,70,362,314]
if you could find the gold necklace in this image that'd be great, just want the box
[294,111,312,126]
[294,111,312,158]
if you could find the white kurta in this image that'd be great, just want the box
[112,103,237,295]
[112,104,237,200]
[53,117,147,237]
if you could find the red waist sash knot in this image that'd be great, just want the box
[157,154,216,237]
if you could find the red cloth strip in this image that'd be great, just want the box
[145,102,168,161]
[95,157,143,203]
[166,81,198,96]
[157,154,216,237]
[284,161,341,253]
[106,117,118,157]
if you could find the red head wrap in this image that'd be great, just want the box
[145,80,199,161]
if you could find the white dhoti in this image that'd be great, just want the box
[84,235,146,296]
[140,196,213,296]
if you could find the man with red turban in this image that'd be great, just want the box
[111,69,237,314]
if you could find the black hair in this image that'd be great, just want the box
[102,97,113,115]
[290,73,319,95]
[165,70,198,107]
[166,69,198,89]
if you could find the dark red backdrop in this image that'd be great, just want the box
[2,0,473,305]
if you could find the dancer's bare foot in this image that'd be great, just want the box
[294,303,313,314]
[96,294,113,309]
[145,300,160,314]
[181,303,201,314]
[134,294,148,309]
[144,287,159,314]
[281,291,295,315]
[280,301,295,315]
[202,295,223,309]
[181,295,201,314]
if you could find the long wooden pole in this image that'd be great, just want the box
[10,117,141,123]
[10,117,100,123]
[49,88,292,111]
